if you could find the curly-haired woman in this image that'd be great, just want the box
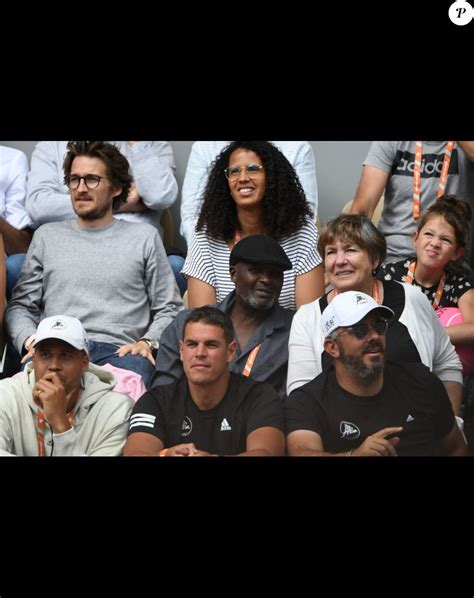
[182,141,324,310]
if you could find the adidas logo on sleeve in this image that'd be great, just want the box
[129,413,156,430]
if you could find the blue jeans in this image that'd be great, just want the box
[167,254,187,296]
[6,253,27,299]
[88,340,156,388]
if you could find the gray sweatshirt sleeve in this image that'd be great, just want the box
[5,231,45,353]
[26,141,74,227]
[128,141,178,212]
[142,229,184,341]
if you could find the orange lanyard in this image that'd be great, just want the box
[242,344,262,377]
[234,228,262,377]
[413,141,455,220]
[37,410,76,456]
[334,280,381,305]
[404,259,446,310]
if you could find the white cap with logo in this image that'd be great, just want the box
[33,315,89,354]
[321,291,394,338]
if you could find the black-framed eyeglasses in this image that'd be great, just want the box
[333,318,389,340]
[65,174,109,190]
[224,164,264,181]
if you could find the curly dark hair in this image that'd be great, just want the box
[196,141,312,241]
[63,141,133,211]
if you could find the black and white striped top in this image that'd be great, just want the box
[181,218,322,310]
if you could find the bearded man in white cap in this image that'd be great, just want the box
[0,315,133,456]
[285,291,467,457]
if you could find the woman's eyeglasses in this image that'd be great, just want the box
[224,164,264,181]
[65,174,109,190]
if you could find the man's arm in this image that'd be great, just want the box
[287,427,402,456]
[26,141,75,226]
[439,421,468,456]
[350,165,389,219]
[4,234,44,353]
[180,142,214,247]
[0,218,32,255]
[442,381,463,417]
[134,229,183,343]
[456,141,474,163]
[123,431,164,456]
[113,184,147,213]
[1,149,33,254]
[124,433,199,457]
[127,141,178,212]
[239,426,285,456]
[292,141,318,218]
[0,235,5,324]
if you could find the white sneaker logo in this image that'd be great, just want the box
[406,414,415,423]
[220,418,232,431]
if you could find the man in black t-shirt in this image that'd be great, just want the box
[124,306,285,457]
[286,290,467,456]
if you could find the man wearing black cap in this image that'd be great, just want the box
[286,291,467,456]
[149,235,294,397]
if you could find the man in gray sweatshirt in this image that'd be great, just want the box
[6,141,183,386]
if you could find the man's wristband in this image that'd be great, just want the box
[138,338,159,354]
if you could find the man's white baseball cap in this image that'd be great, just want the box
[33,315,89,354]
[321,291,394,338]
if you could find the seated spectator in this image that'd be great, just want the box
[287,214,463,414]
[0,234,5,351]
[6,141,183,387]
[380,195,474,363]
[350,141,474,263]
[25,140,185,292]
[180,141,318,248]
[150,235,294,397]
[0,315,134,456]
[0,145,33,297]
[124,306,285,457]
[182,141,324,310]
[286,291,467,456]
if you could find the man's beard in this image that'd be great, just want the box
[338,340,385,385]
[74,199,111,221]
[238,288,278,311]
